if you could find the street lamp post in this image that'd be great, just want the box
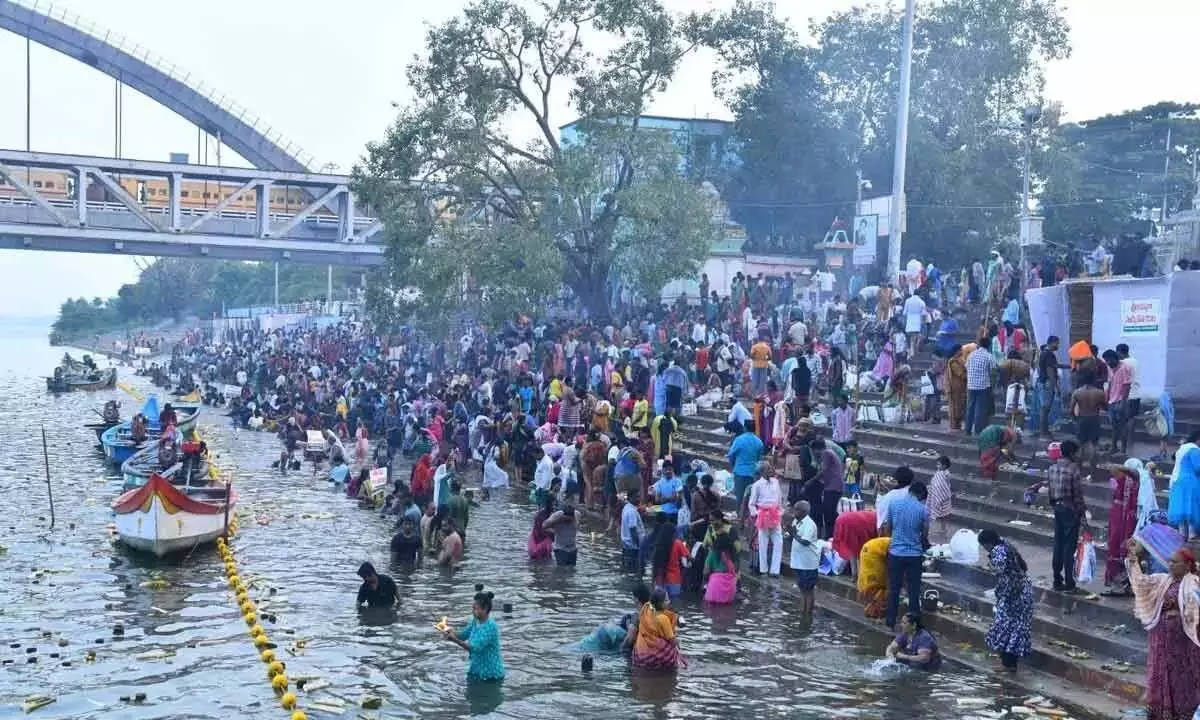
[1019,105,1041,305]
[887,0,917,285]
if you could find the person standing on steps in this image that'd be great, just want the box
[788,500,820,616]
[964,343,996,436]
[977,530,1033,672]
[882,481,929,631]
[727,420,765,517]
[748,462,784,577]
[1048,440,1087,593]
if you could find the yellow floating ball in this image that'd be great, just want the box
[291,712,307,720]
[280,692,296,710]
[253,634,270,648]
[240,601,255,614]
[243,612,257,626]
[249,624,264,638]
[260,649,276,663]
[267,660,285,678]
[271,673,288,691]
[227,574,240,587]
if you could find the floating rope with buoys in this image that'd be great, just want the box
[217,525,307,720]
[117,382,145,403]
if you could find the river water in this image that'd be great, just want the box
[0,319,1038,719]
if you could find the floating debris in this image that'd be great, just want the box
[135,648,176,661]
[361,696,383,709]
[21,695,55,713]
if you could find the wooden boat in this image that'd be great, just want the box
[112,473,236,556]
[46,366,117,392]
[100,395,201,464]
[120,441,210,491]
[85,419,121,442]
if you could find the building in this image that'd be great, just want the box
[559,114,737,183]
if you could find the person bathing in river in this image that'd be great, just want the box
[437,519,464,568]
[885,612,942,671]
[355,562,398,608]
[631,588,685,670]
[442,591,506,684]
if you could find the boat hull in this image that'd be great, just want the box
[46,368,117,393]
[112,474,234,557]
[100,402,201,464]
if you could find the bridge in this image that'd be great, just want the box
[0,149,385,265]
[0,0,395,265]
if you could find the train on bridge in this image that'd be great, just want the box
[0,169,331,215]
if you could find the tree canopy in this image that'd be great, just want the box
[50,260,360,342]
[354,0,720,326]
[706,0,1072,271]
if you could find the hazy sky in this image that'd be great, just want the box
[0,0,1197,316]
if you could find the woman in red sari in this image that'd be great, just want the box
[1105,464,1140,593]
[1127,540,1200,720]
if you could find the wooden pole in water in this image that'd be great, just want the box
[222,478,232,539]
[40,426,55,530]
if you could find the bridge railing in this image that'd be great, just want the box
[0,194,377,228]
[17,0,317,170]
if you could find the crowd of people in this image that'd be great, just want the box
[149,249,1200,719]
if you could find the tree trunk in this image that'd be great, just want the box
[568,266,612,325]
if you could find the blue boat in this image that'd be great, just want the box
[100,395,201,464]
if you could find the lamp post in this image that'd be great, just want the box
[1019,105,1042,304]
[886,0,916,285]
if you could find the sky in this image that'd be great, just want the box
[0,0,1198,316]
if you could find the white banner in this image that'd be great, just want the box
[852,214,879,265]
[1120,298,1162,336]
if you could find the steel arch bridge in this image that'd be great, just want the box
[0,0,312,172]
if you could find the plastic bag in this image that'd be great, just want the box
[1075,531,1097,584]
[949,528,980,565]
[818,548,835,575]
[1145,407,1168,439]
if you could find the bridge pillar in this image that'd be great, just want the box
[256,181,273,237]
[168,172,183,231]
[75,167,88,226]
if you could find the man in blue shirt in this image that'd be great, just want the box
[883,481,929,630]
[726,421,765,516]
[620,489,645,575]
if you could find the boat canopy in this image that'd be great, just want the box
[140,395,161,423]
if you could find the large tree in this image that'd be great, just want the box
[354,0,719,326]
[1040,102,1200,249]
[707,0,1071,271]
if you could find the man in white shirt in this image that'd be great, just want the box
[533,448,555,492]
[903,292,927,354]
[788,317,808,346]
[875,466,914,529]
[789,500,820,615]
[748,463,784,576]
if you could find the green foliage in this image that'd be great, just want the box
[1040,102,1200,248]
[354,0,720,323]
[51,260,360,341]
[705,0,1071,270]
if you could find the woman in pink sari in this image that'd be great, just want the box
[1127,540,1200,719]
[872,341,895,383]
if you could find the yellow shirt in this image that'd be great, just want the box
[631,399,649,429]
[751,342,772,369]
[549,378,563,400]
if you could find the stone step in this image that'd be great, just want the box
[814,573,1146,702]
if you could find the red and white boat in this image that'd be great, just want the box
[111,473,236,556]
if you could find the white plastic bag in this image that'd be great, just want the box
[881,405,902,424]
[1075,532,1097,584]
[838,494,862,513]
[949,528,980,565]
[857,405,881,423]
